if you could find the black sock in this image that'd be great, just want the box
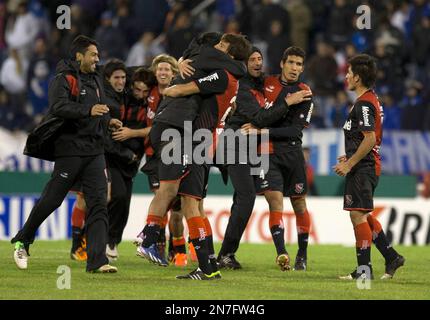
[156,227,166,256]
[356,246,372,275]
[206,235,218,272]
[270,225,287,255]
[190,237,211,274]
[373,231,398,262]
[142,224,160,248]
[71,226,83,251]
[297,233,308,257]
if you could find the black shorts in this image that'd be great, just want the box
[140,156,160,190]
[255,148,307,197]
[150,122,190,182]
[178,164,209,200]
[343,170,379,212]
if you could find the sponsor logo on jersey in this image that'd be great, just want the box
[198,73,219,83]
[362,106,370,126]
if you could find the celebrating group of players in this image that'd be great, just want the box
[11,31,404,281]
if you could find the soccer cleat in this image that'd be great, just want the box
[137,244,168,267]
[133,231,144,247]
[339,269,374,280]
[106,243,118,262]
[176,268,218,280]
[13,241,28,270]
[276,253,291,271]
[188,242,198,262]
[293,255,307,271]
[381,255,405,280]
[71,233,87,261]
[71,246,87,261]
[173,253,188,267]
[217,254,242,270]
[88,264,118,273]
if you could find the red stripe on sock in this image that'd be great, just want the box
[187,217,206,240]
[146,214,162,226]
[295,210,311,234]
[354,222,372,249]
[269,211,284,229]
[71,206,85,228]
[203,217,212,237]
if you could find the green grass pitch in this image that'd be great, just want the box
[0,241,429,300]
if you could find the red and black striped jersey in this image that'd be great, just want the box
[343,89,383,176]
[261,75,314,154]
[145,86,162,156]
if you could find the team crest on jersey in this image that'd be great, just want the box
[295,183,304,194]
[265,85,275,93]
[345,195,353,206]
[148,96,155,103]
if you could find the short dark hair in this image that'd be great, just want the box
[132,67,157,87]
[282,46,306,63]
[221,33,252,61]
[70,35,98,60]
[104,59,126,79]
[348,54,377,88]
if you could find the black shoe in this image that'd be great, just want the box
[381,255,405,279]
[217,254,242,270]
[176,268,217,280]
[294,255,307,271]
[339,268,374,280]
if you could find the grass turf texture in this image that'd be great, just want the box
[0,241,429,300]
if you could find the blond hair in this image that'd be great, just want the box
[151,54,179,75]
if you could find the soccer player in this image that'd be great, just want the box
[334,54,405,280]
[12,35,121,273]
[138,33,251,280]
[242,47,313,271]
[217,47,311,269]
[112,55,186,265]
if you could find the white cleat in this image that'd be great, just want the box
[13,242,28,270]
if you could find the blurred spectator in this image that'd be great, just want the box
[0,48,31,130]
[0,86,13,130]
[27,37,52,123]
[284,0,312,52]
[266,19,290,74]
[329,90,350,128]
[327,0,354,49]
[380,93,402,130]
[307,40,339,126]
[165,10,196,59]
[132,0,169,36]
[126,32,164,67]
[390,1,411,35]
[253,0,290,41]
[412,14,430,83]
[400,80,426,130]
[5,0,40,61]
[94,10,127,62]
[0,2,8,60]
[114,0,138,47]
[224,18,240,34]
